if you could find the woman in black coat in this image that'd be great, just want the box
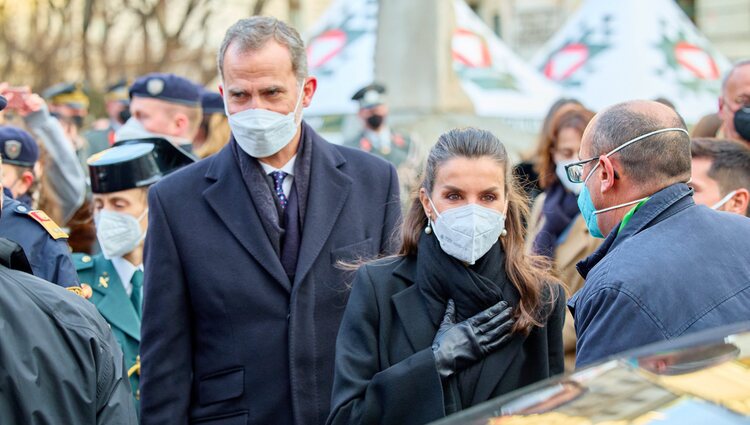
[327,128,566,425]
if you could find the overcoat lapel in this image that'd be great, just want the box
[390,260,437,353]
[294,135,352,285]
[203,145,291,291]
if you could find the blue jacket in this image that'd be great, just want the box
[140,123,401,425]
[0,196,79,287]
[569,183,750,368]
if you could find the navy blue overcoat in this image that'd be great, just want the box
[140,123,401,425]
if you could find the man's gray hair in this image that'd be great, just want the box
[721,58,750,93]
[590,102,691,185]
[217,17,308,82]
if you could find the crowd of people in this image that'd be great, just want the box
[0,15,749,425]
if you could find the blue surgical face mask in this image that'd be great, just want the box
[576,127,689,238]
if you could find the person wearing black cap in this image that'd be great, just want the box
[125,73,202,152]
[0,235,137,424]
[193,89,230,158]
[72,137,194,411]
[347,82,420,200]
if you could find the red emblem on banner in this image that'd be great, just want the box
[544,43,589,81]
[307,29,347,69]
[452,28,491,68]
[675,42,719,80]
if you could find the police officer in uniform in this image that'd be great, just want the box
[120,73,202,153]
[0,236,137,423]
[346,83,421,199]
[0,129,135,419]
[43,82,90,158]
[0,126,38,207]
[0,150,79,287]
[73,137,194,410]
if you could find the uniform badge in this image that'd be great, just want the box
[4,140,21,160]
[146,78,165,96]
[27,210,68,240]
[99,273,109,288]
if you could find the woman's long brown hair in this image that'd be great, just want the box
[399,128,559,334]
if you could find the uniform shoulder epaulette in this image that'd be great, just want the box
[14,205,69,240]
[66,285,93,299]
[71,253,95,300]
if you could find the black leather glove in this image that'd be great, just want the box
[432,299,515,379]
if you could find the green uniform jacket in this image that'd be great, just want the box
[74,253,141,408]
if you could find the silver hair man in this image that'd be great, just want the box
[217,16,308,82]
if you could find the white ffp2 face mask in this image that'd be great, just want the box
[428,197,506,265]
[226,84,305,158]
[95,209,148,259]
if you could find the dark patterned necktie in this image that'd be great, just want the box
[270,171,289,210]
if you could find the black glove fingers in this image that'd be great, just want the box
[483,317,516,342]
[485,300,509,317]
[440,299,457,328]
[485,332,514,352]
[483,305,513,329]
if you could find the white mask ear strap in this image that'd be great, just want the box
[137,207,149,222]
[711,190,738,210]
[427,195,440,219]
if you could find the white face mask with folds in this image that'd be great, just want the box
[95,209,148,259]
[428,197,507,265]
[225,83,305,158]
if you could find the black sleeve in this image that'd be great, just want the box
[547,284,566,377]
[326,266,444,425]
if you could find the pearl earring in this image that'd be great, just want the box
[425,216,433,234]
[500,229,507,237]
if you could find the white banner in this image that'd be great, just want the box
[305,0,378,116]
[532,0,732,122]
[452,0,561,120]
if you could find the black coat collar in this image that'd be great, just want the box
[390,254,527,405]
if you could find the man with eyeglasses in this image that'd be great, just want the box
[718,59,750,143]
[565,100,750,368]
